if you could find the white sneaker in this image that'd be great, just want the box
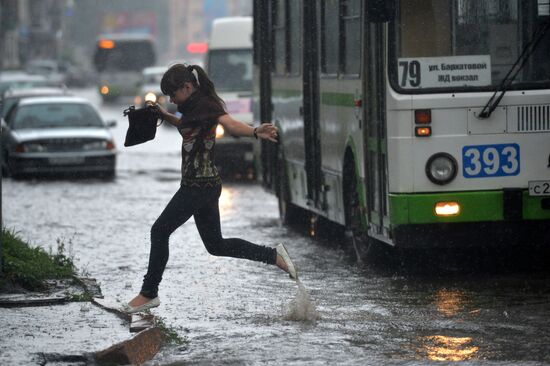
[122,297,160,314]
[276,243,298,280]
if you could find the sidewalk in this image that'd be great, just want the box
[0,277,162,365]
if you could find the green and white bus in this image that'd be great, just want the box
[93,34,156,102]
[253,0,550,251]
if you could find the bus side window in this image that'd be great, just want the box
[273,0,287,75]
[288,0,302,75]
[342,0,361,75]
[321,0,340,75]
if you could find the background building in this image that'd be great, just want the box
[0,0,252,72]
[0,0,68,69]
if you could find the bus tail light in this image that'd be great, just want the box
[415,126,432,137]
[435,201,460,216]
[415,109,431,124]
[187,42,208,54]
[415,109,432,137]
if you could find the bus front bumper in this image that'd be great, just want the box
[389,190,550,247]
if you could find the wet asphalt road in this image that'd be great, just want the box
[2,88,550,365]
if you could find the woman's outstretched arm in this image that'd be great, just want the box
[218,114,278,142]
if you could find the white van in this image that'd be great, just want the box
[207,16,254,179]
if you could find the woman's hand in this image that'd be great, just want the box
[255,123,278,142]
[149,103,182,128]
[149,102,167,119]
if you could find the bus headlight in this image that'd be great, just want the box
[425,153,457,185]
[144,92,157,103]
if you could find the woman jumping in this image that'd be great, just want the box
[124,64,297,313]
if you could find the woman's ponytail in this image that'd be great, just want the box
[161,63,226,110]
[188,65,225,110]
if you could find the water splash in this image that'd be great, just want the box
[284,279,320,322]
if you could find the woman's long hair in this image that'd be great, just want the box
[160,63,225,110]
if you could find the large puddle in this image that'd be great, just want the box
[2,92,550,365]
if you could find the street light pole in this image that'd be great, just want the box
[0,0,5,276]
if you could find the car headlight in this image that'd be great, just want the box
[216,124,225,138]
[22,143,46,153]
[144,92,157,103]
[425,153,457,185]
[83,140,108,150]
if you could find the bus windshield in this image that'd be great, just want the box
[93,38,156,72]
[391,0,550,93]
[208,49,252,92]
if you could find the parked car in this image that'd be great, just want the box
[1,87,70,119]
[134,66,177,114]
[1,96,116,179]
[0,71,52,95]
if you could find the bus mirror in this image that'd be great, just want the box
[366,0,395,23]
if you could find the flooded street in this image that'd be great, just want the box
[2,88,550,365]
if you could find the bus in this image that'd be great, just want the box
[207,16,255,178]
[93,33,156,102]
[253,0,550,254]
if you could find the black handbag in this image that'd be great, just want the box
[123,104,162,147]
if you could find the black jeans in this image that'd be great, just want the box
[140,184,277,299]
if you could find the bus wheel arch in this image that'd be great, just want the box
[343,148,370,262]
[276,141,300,225]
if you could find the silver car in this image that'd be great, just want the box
[1,96,116,179]
[1,87,70,118]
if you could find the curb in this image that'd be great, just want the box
[1,277,164,365]
[94,327,163,365]
[89,298,162,364]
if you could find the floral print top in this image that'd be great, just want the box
[177,90,226,188]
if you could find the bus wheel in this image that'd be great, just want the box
[344,166,369,263]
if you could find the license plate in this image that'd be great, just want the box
[528,180,550,196]
[49,157,85,165]
[462,143,520,178]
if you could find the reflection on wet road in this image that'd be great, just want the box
[2,89,550,365]
[418,335,479,362]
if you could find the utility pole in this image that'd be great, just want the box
[0,0,6,275]
[0,0,18,275]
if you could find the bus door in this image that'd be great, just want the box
[364,21,390,240]
[303,0,322,209]
[254,0,276,190]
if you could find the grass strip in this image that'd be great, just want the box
[1,227,76,291]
